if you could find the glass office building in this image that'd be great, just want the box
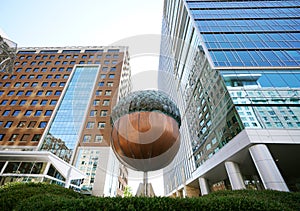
[159,0,300,196]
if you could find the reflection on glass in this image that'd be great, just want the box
[39,66,99,163]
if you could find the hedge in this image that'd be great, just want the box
[1,182,299,210]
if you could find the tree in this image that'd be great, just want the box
[123,185,133,197]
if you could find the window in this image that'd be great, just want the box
[31,82,38,87]
[107,82,113,87]
[103,100,110,106]
[46,74,53,79]
[59,67,64,72]
[24,110,32,116]
[26,90,32,96]
[0,91,3,96]
[12,110,20,116]
[34,110,42,116]
[28,75,35,79]
[102,67,108,71]
[55,61,60,65]
[79,61,85,64]
[59,82,65,87]
[9,134,18,142]
[45,110,52,116]
[67,67,72,71]
[49,55,55,59]
[31,100,38,105]
[95,135,103,143]
[105,90,112,96]
[44,91,52,97]
[63,74,69,79]
[100,74,106,79]
[55,91,61,96]
[0,134,5,141]
[20,75,26,79]
[31,134,41,142]
[98,82,104,87]
[90,110,97,117]
[70,61,75,64]
[51,68,56,72]
[10,75,16,79]
[100,110,108,117]
[36,75,42,79]
[41,68,47,72]
[1,100,8,106]
[9,100,17,106]
[50,100,57,105]
[2,110,10,116]
[86,122,95,129]
[104,60,109,64]
[36,90,43,96]
[23,82,29,87]
[5,82,12,88]
[40,100,48,105]
[19,100,26,105]
[28,121,36,128]
[93,100,100,106]
[38,62,44,66]
[51,82,57,87]
[46,61,51,65]
[16,91,24,96]
[110,67,116,71]
[25,68,31,72]
[83,135,91,143]
[62,61,68,65]
[96,90,102,96]
[17,121,26,128]
[98,122,106,129]
[42,82,48,87]
[38,121,47,128]
[58,55,64,59]
[21,134,30,142]
[4,121,13,128]
[14,82,21,87]
[55,74,61,79]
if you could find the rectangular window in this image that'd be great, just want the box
[59,82,65,87]
[2,110,10,116]
[107,82,113,87]
[31,82,38,87]
[26,90,32,96]
[100,74,106,79]
[51,82,57,87]
[95,135,103,143]
[10,100,17,105]
[23,82,30,87]
[24,110,32,116]
[28,121,36,128]
[34,110,42,116]
[50,100,57,105]
[31,134,41,142]
[83,135,91,143]
[7,91,14,96]
[36,90,43,96]
[51,68,56,72]
[19,100,26,105]
[1,100,8,106]
[98,122,106,129]
[98,82,104,87]
[45,110,52,116]
[9,134,18,142]
[93,100,100,106]
[40,100,48,105]
[14,82,21,87]
[16,91,24,96]
[90,110,97,117]
[100,110,108,117]
[5,121,13,128]
[46,74,53,79]
[31,100,38,105]
[17,121,26,128]
[54,91,61,96]
[86,122,95,129]
[105,90,112,96]
[38,121,47,128]
[102,100,110,106]
[42,82,48,87]
[12,110,20,116]
[21,134,30,142]
[96,90,102,96]
[0,134,5,141]
[46,91,52,96]
[36,74,42,79]
[54,74,61,79]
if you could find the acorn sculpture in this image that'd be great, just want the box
[110,90,181,172]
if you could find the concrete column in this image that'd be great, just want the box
[249,144,289,192]
[225,161,246,190]
[199,177,210,195]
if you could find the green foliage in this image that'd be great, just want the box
[1,182,300,210]
[123,185,133,197]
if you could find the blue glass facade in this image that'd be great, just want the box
[160,0,300,195]
[39,66,99,163]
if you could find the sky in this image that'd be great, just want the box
[1,0,165,195]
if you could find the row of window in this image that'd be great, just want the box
[98,82,114,87]
[15,67,72,73]
[19,53,119,60]
[86,122,106,129]
[95,90,112,96]
[0,134,41,142]
[0,120,47,129]
[89,110,108,117]
[82,134,103,143]
[2,109,53,117]
[0,90,61,97]
[0,99,57,106]
[15,59,119,67]
[2,74,69,80]
[92,99,110,106]
[1,81,65,88]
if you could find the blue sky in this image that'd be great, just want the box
[1,0,163,47]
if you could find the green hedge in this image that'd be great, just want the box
[1,182,299,210]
